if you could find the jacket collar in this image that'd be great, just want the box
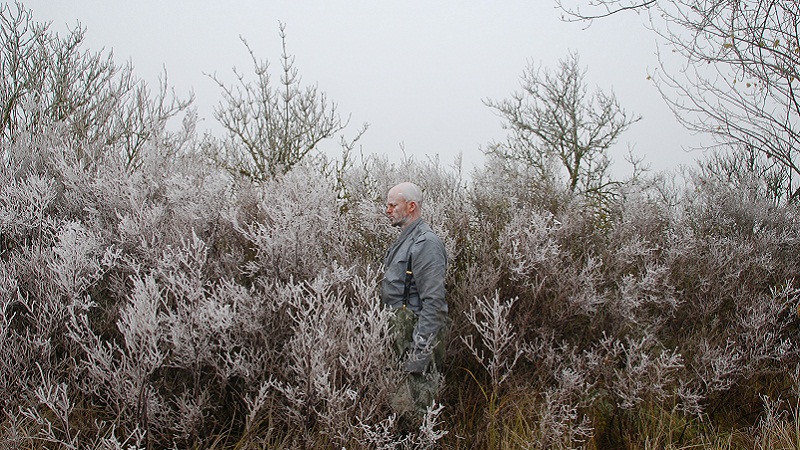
[385,218,423,263]
[397,218,423,243]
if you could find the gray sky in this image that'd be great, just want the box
[25,0,706,176]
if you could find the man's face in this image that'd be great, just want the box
[386,190,411,228]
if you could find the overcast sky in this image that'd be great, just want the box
[24,1,706,176]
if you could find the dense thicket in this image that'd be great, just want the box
[2,3,800,449]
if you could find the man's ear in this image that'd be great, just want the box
[407,200,418,214]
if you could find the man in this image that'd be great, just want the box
[381,182,448,418]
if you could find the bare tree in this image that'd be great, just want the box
[484,52,640,198]
[699,143,794,205]
[558,0,800,203]
[556,0,656,21]
[210,23,348,180]
[0,2,193,170]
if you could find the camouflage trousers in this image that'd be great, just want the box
[389,307,448,419]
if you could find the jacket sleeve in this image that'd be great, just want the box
[405,233,448,374]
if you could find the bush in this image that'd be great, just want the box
[2,3,799,448]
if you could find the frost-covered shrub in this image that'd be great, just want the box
[262,268,399,447]
[458,164,799,445]
[657,172,800,413]
[0,156,118,416]
[0,2,193,169]
[2,126,464,448]
[234,164,353,282]
[3,8,799,445]
[66,246,403,447]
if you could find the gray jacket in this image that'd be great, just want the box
[382,218,448,373]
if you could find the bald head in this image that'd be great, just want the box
[389,182,423,206]
[386,182,423,229]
